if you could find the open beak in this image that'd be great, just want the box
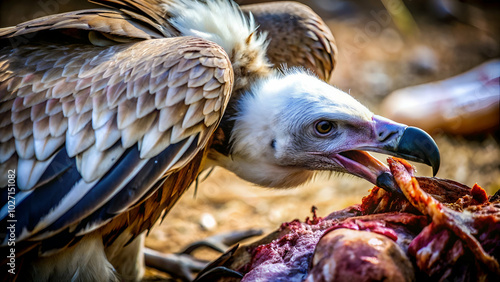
[332,115,440,193]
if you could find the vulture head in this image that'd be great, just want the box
[168,0,440,192]
[211,70,440,191]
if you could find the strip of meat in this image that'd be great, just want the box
[388,157,500,277]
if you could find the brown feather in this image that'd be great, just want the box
[92,107,115,130]
[49,112,68,137]
[106,82,128,108]
[66,122,96,158]
[158,103,188,132]
[182,101,205,129]
[77,143,126,182]
[203,98,218,116]
[75,90,93,114]
[171,123,205,144]
[0,110,11,127]
[203,78,221,92]
[13,118,33,140]
[176,57,200,73]
[136,92,156,118]
[95,117,121,151]
[34,135,65,161]
[121,111,157,148]
[117,98,138,130]
[62,100,76,117]
[204,111,220,127]
[51,80,78,99]
[0,98,13,114]
[188,68,214,88]
[164,85,186,107]
[184,86,204,105]
[166,68,190,88]
[15,135,34,159]
[45,99,62,115]
[31,102,48,122]
[0,155,17,185]
[0,124,13,142]
[140,125,172,159]
[33,116,50,140]
[203,88,223,99]
[188,64,206,80]
[241,1,337,82]
[0,138,16,163]
[2,35,232,192]
[68,110,92,135]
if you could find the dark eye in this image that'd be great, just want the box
[315,120,335,135]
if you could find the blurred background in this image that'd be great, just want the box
[1,0,499,279]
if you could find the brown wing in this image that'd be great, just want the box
[241,1,337,82]
[0,1,177,47]
[0,9,163,39]
[1,0,337,82]
[0,36,233,252]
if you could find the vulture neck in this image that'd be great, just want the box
[169,0,274,158]
[168,1,305,186]
[208,73,315,188]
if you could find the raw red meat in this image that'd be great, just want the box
[214,158,500,281]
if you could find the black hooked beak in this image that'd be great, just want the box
[391,126,440,176]
[331,115,440,194]
[375,126,440,193]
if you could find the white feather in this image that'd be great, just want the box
[17,155,57,190]
[140,124,171,159]
[65,123,95,157]
[77,143,125,183]
[167,0,267,55]
[94,117,121,151]
[34,135,65,161]
[25,234,118,281]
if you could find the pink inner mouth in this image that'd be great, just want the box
[334,151,390,185]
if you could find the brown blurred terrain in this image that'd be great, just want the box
[2,0,499,280]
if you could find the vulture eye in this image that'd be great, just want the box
[315,120,335,135]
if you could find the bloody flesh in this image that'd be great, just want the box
[218,158,500,281]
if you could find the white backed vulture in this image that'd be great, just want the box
[0,0,439,280]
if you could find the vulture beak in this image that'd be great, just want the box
[335,115,440,193]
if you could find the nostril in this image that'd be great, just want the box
[372,115,405,143]
[378,131,397,142]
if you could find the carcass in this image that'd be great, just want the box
[212,158,499,281]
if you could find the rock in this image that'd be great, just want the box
[381,59,500,135]
[200,213,218,231]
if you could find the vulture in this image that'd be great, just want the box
[0,0,440,281]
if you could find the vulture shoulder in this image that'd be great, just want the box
[0,0,336,81]
[0,34,233,251]
[241,1,337,82]
[0,8,172,46]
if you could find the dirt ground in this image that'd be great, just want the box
[1,0,499,280]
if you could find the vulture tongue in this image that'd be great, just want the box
[336,150,401,193]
